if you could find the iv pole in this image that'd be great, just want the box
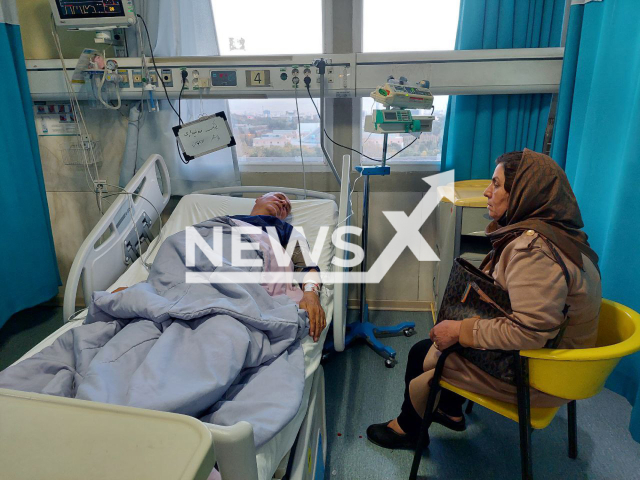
[315,60,417,367]
[350,114,417,368]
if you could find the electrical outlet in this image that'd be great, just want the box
[118,69,130,88]
[198,77,211,88]
[149,73,158,86]
[161,69,173,87]
[132,71,143,88]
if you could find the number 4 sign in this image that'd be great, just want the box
[247,70,270,87]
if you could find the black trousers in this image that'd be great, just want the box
[396,339,466,437]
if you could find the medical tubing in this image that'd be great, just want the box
[294,84,307,199]
[96,69,122,110]
[50,14,103,209]
[337,171,362,227]
[306,86,418,163]
[136,14,182,123]
[52,28,99,177]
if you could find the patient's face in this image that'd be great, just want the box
[251,192,291,220]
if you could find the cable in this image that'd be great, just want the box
[305,85,418,163]
[294,85,307,199]
[136,13,188,165]
[178,80,185,125]
[136,13,182,122]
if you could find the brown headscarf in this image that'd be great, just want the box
[480,149,599,275]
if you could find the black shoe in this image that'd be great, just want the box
[366,422,426,450]
[432,410,466,432]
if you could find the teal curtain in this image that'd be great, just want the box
[441,0,566,180]
[0,16,61,326]
[551,0,640,443]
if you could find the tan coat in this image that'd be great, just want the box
[409,230,602,416]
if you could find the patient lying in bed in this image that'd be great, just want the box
[0,192,325,448]
[113,192,326,342]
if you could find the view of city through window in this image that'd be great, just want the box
[228,98,323,165]
[211,0,460,165]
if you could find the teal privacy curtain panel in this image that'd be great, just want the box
[0,1,61,327]
[551,0,640,443]
[441,0,565,180]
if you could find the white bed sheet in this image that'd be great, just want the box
[17,193,338,480]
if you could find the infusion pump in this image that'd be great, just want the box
[370,82,434,109]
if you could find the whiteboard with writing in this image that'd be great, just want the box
[173,112,236,161]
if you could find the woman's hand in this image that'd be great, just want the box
[430,320,462,350]
[299,292,326,342]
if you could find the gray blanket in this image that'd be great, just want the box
[0,217,307,447]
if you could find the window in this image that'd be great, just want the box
[228,97,323,166]
[211,1,323,167]
[211,0,322,56]
[363,0,460,53]
[361,0,460,166]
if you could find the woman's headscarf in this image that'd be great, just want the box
[480,149,599,274]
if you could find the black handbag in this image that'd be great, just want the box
[437,238,570,385]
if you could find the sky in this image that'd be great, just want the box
[213,0,460,114]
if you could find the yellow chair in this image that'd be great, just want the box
[409,299,640,480]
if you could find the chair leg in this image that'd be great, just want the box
[568,400,578,459]
[465,400,474,414]
[515,355,533,480]
[409,346,459,480]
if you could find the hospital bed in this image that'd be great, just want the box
[13,153,351,480]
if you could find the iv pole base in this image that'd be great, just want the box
[323,304,417,368]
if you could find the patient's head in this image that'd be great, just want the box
[251,192,291,220]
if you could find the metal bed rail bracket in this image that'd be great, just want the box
[123,211,153,265]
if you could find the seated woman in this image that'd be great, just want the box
[367,149,602,449]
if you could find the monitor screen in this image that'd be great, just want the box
[56,1,126,19]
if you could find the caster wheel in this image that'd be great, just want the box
[385,358,397,368]
[403,327,416,337]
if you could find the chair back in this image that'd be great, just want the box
[522,299,640,399]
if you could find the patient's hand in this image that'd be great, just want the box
[299,292,326,342]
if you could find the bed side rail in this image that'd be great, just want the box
[63,154,170,322]
[205,421,259,480]
[332,155,351,352]
[193,186,335,201]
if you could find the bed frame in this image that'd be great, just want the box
[62,153,352,480]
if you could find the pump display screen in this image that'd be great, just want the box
[56,1,126,19]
